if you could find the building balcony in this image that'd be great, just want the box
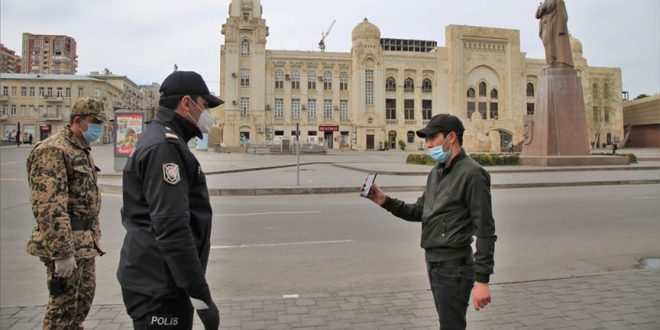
[423,119,430,125]
[41,113,63,121]
[0,95,8,102]
[43,95,64,103]
[340,118,352,125]
[386,119,398,125]
[0,114,8,121]
[404,120,417,126]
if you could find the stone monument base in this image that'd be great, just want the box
[520,155,629,166]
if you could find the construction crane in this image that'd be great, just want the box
[318,19,336,52]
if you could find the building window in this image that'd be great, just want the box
[47,87,52,96]
[10,105,16,115]
[3,87,9,95]
[29,87,35,96]
[489,102,498,119]
[467,102,476,118]
[20,104,26,115]
[386,99,396,120]
[241,39,250,55]
[404,78,414,93]
[10,87,16,96]
[422,79,432,93]
[479,82,487,96]
[527,103,535,115]
[323,71,332,90]
[275,70,284,89]
[243,12,250,21]
[38,87,45,96]
[365,81,374,105]
[291,71,300,89]
[340,72,348,91]
[291,98,300,119]
[478,102,487,119]
[20,87,27,96]
[307,99,316,118]
[241,69,250,86]
[422,100,432,120]
[526,83,535,97]
[592,83,599,99]
[404,99,414,120]
[340,100,348,119]
[274,98,284,118]
[593,106,599,123]
[1,105,6,115]
[65,88,71,97]
[407,131,415,143]
[385,77,396,92]
[490,89,498,99]
[323,99,332,118]
[604,83,610,99]
[365,69,374,79]
[240,97,249,117]
[467,88,475,98]
[78,87,84,97]
[307,71,316,90]
[604,107,610,122]
[56,87,63,97]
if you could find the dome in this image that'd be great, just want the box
[570,35,583,54]
[352,18,381,41]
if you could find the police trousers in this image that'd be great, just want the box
[43,257,96,330]
[121,288,194,330]
[427,259,475,330]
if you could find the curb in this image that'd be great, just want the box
[100,179,660,196]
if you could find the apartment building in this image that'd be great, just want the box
[21,33,77,74]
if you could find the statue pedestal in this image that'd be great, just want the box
[521,68,625,166]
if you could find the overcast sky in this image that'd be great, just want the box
[2,0,658,99]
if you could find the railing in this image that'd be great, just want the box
[386,119,398,125]
[245,142,327,154]
[43,96,63,102]
[0,114,7,121]
[41,113,63,120]
[404,120,417,126]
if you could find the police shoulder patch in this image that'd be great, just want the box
[162,163,180,185]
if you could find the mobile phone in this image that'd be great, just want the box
[360,173,378,197]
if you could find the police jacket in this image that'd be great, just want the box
[382,149,497,283]
[26,127,102,260]
[118,107,213,303]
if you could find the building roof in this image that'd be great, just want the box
[0,73,102,81]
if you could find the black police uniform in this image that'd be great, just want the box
[118,107,213,329]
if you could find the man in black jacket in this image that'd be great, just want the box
[364,114,497,330]
[118,71,222,330]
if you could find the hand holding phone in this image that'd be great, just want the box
[360,173,377,197]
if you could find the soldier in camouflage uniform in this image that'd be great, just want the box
[26,97,107,329]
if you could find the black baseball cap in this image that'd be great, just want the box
[159,71,224,108]
[416,114,465,138]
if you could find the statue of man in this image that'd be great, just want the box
[536,0,574,68]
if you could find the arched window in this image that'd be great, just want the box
[422,79,432,93]
[467,88,475,98]
[490,89,498,99]
[275,70,284,89]
[526,83,534,97]
[604,83,609,99]
[291,70,300,89]
[241,39,250,55]
[385,77,396,92]
[479,82,487,96]
[404,78,414,93]
[323,71,332,90]
[592,83,599,99]
[340,72,348,90]
[308,71,316,90]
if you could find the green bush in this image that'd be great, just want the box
[398,139,406,150]
[591,152,636,164]
[405,153,521,166]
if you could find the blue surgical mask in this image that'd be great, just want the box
[83,123,103,142]
[428,136,450,163]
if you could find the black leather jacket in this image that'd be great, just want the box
[117,107,213,304]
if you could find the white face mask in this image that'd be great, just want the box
[189,100,216,133]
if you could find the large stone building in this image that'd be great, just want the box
[0,73,159,143]
[217,0,623,152]
[21,33,77,74]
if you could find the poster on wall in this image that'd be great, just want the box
[114,112,144,157]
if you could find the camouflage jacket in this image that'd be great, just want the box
[26,127,102,260]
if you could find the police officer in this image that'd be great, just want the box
[26,97,106,329]
[118,71,222,330]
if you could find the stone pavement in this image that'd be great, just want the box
[1,269,658,329]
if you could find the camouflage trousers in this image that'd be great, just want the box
[43,257,96,330]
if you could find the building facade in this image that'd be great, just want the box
[21,33,77,75]
[217,0,623,152]
[0,43,22,73]
[0,73,160,143]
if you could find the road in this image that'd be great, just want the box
[2,143,659,307]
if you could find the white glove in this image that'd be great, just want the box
[190,297,209,309]
[54,256,77,277]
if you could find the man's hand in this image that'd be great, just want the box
[195,299,219,330]
[472,282,491,311]
[362,182,386,206]
[54,256,77,277]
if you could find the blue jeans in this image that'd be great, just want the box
[427,262,475,330]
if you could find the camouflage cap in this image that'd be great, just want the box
[72,97,106,122]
